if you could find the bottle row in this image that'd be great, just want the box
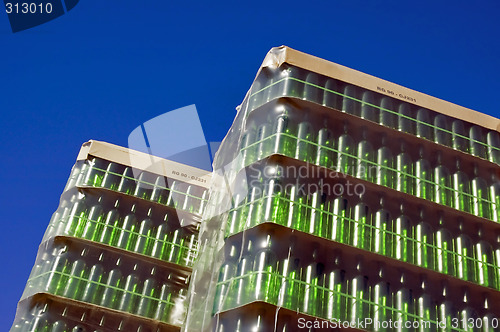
[246,65,500,164]
[10,297,175,332]
[25,257,186,322]
[50,207,197,268]
[213,248,498,332]
[226,186,500,289]
[66,158,207,216]
[238,115,500,220]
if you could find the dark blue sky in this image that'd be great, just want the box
[1,0,499,328]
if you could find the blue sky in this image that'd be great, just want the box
[1,0,499,328]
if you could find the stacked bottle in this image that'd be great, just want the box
[11,140,210,331]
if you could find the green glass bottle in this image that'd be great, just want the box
[278,257,302,312]
[226,193,245,236]
[348,275,370,323]
[272,106,295,157]
[82,204,103,240]
[62,259,87,300]
[373,280,391,331]
[475,241,497,289]
[84,158,107,187]
[460,307,479,332]
[396,142,414,195]
[262,174,285,225]
[136,268,157,318]
[100,266,123,309]
[437,300,456,332]
[415,218,433,269]
[416,108,433,141]
[325,268,346,321]
[233,253,253,307]
[415,293,436,332]
[455,233,476,283]
[151,175,168,204]
[253,247,278,303]
[336,126,356,176]
[99,205,120,246]
[295,118,314,164]
[101,162,123,191]
[303,72,321,104]
[376,135,394,189]
[373,198,390,256]
[247,78,264,112]
[47,252,69,296]
[154,282,173,321]
[379,97,397,130]
[213,244,238,312]
[134,216,153,255]
[351,201,370,250]
[323,79,339,109]
[330,197,349,243]
[489,180,500,223]
[415,147,433,201]
[452,159,471,213]
[472,166,491,219]
[487,131,500,164]
[361,90,378,122]
[397,103,415,135]
[117,272,140,313]
[435,227,455,276]
[151,223,169,259]
[167,229,184,264]
[356,130,374,182]
[393,204,412,263]
[117,167,136,195]
[316,119,335,169]
[302,252,325,317]
[277,66,303,99]
[342,85,360,117]
[433,153,452,207]
[50,320,68,332]
[452,120,469,153]
[64,200,88,237]
[246,185,264,229]
[134,171,154,200]
[116,212,138,250]
[255,123,273,161]
[470,126,487,159]
[393,282,414,331]
[80,263,104,304]
[308,191,326,238]
[239,127,257,169]
[434,114,452,148]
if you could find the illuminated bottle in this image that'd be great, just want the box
[303,72,321,104]
[246,183,264,229]
[414,212,433,269]
[253,239,278,303]
[452,120,469,153]
[295,117,314,164]
[323,79,339,109]
[487,131,500,164]
[379,97,397,130]
[325,268,346,321]
[307,190,326,237]
[316,118,335,169]
[166,180,178,208]
[256,123,273,161]
[393,275,414,332]
[475,241,497,289]
[455,233,476,283]
[286,183,307,231]
[373,197,390,256]
[136,268,157,318]
[134,171,154,200]
[116,208,138,250]
[434,114,452,147]
[262,170,285,225]
[226,193,245,236]
[336,125,356,176]
[396,141,414,195]
[100,263,123,308]
[99,202,120,246]
[239,127,257,169]
[101,162,123,191]
[361,90,378,122]
[167,229,185,265]
[393,204,412,263]
[84,158,107,187]
[213,243,238,312]
[278,256,301,312]
[80,262,104,304]
[373,270,391,331]
[376,135,394,188]
[233,240,255,307]
[62,259,87,300]
[151,176,168,204]
[356,129,374,182]
[117,167,136,195]
[342,85,360,117]
[472,166,491,219]
[415,280,436,332]
[272,106,295,157]
[134,213,153,255]
[489,177,500,223]
[118,269,140,313]
[437,299,456,332]
[460,306,479,332]
[330,196,349,243]
[470,125,487,159]
[351,200,370,250]
[302,248,325,317]
[154,282,173,321]
[433,153,452,207]
[452,158,471,213]
[416,108,433,141]
[397,103,414,135]
[348,273,370,322]
[82,204,104,240]
[415,147,433,201]
[435,226,455,276]
[64,200,88,237]
[47,248,69,296]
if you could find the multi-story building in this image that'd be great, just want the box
[11,140,210,332]
[185,46,500,331]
